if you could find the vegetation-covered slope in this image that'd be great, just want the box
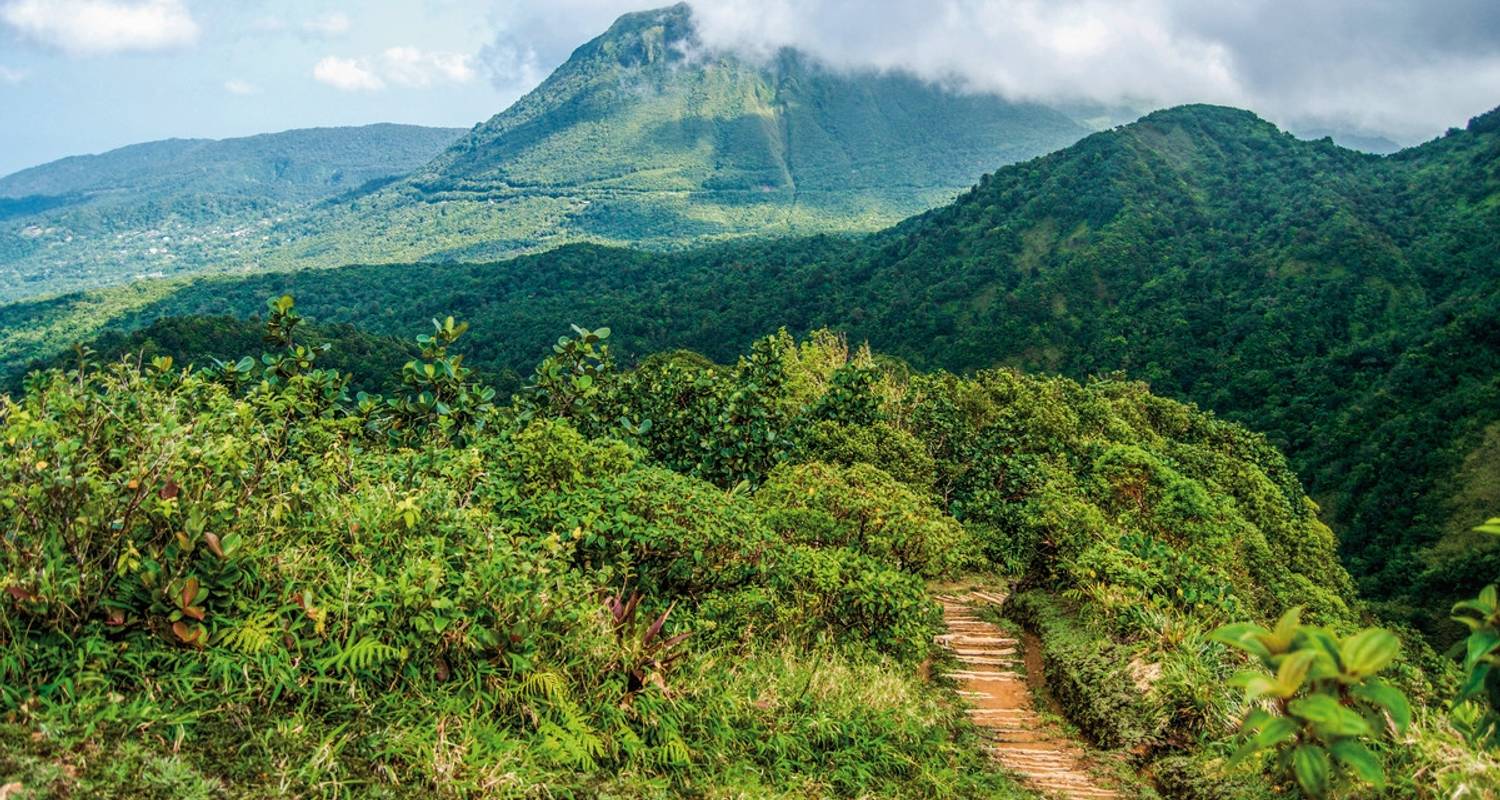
[8,103,1495,638]
[16,297,1492,798]
[0,4,1084,302]
[257,3,1086,269]
[0,124,465,300]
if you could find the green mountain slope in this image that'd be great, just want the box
[6,103,1497,638]
[261,3,1086,267]
[0,4,1084,302]
[0,124,465,299]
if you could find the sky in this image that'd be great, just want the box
[1,0,1498,176]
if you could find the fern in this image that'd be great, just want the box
[656,733,691,767]
[216,612,280,655]
[536,710,606,770]
[318,636,400,674]
[520,670,566,703]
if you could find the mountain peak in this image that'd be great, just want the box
[1131,104,1279,135]
[582,2,697,67]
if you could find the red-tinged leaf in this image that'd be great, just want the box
[180,577,199,609]
[204,532,225,559]
[658,631,691,651]
[159,478,179,500]
[644,601,676,647]
[4,586,34,603]
[623,591,642,625]
[172,621,202,644]
[435,656,450,682]
[106,608,126,626]
[183,605,205,621]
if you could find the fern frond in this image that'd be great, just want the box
[520,670,566,703]
[318,636,400,674]
[216,612,280,655]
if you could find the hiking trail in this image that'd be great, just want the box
[935,589,1120,800]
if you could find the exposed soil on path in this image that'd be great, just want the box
[935,589,1119,800]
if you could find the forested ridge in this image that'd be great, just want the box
[6,295,1499,797]
[8,102,1497,643]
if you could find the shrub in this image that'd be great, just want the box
[1212,608,1412,797]
[754,461,979,579]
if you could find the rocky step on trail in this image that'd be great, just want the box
[935,589,1120,800]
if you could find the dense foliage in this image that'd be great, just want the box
[18,297,1490,796]
[14,102,1495,645]
[0,318,1022,798]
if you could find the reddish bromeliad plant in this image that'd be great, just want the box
[604,587,691,698]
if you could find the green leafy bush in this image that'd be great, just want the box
[1213,609,1411,797]
[754,461,978,579]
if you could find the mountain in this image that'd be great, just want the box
[0,123,465,300]
[0,4,1085,303]
[258,3,1086,268]
[7,103,1498,639]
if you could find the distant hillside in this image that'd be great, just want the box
[8,103,1497,640]
[0,3,1084,302]
[0,124,465,202]
[0,124,465,300]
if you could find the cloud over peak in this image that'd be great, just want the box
[1,0,198,56]
[314,48,476,92]
[684,0,1500,141]
[475,0,1500,144]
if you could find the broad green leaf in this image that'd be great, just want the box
[1351,679,1411,734]
[1212,622,1272,661]
[1268,607,1303,653]
[1252,716,1299,751]
[1465,629,1500,673]
[1329,739,1384,789]
[1291,744,1331,798]
[1299,628,1343,674]
[1339,628,1399,678]
[1289,694,1371,738]
[1276,650,1318,697]
[1455,662,1492,705]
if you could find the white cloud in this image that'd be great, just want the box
[474,1,1500,144]
[313,56,385,91]
[681,0,1500,143]
[313,47,476,92]
[0,0,198,56]
[380,46,475,87]
[0,65,26,84]
[303,12,350,37]
[224,78,259,95]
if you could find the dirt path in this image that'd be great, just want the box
[935,589,1119,800]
